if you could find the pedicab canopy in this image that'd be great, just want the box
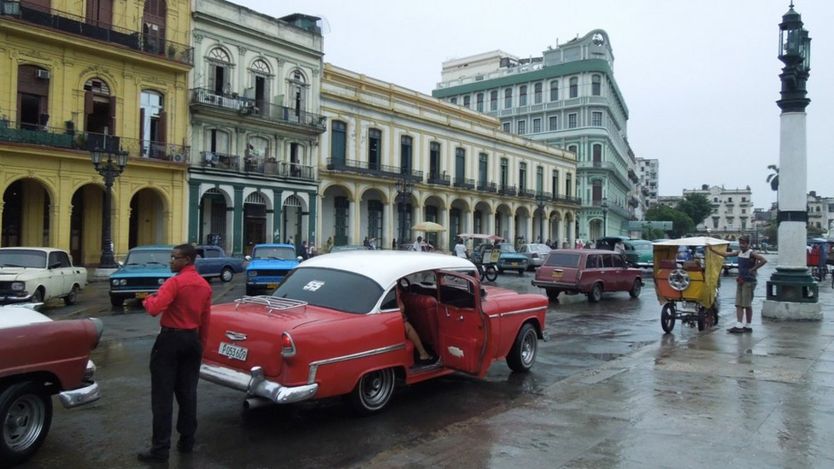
[652,237,729,307]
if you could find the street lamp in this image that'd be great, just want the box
[396,174,413,246]
[91,146,128,268]
[600,197,608,237]
[536,194,546,243]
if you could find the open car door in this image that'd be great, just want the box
[436,271,490,375]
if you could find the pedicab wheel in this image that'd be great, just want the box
[661,303,676,333]
[484,265,498,282]
[697,307,708,331]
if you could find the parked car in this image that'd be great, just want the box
[330,244,368,253]
[244,243,302,296]
[109,245,175,307]
[0,247,87,305]
[531,249,643,302]
[472,243,528,274]
[194,245,245,282]
[200,251,548,414]
[0,304,103,466]
[723,241,740,275]
[518,243,552,270]
[628,239,654,268]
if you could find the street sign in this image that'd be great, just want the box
[627,221,673,231]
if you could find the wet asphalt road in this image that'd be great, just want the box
[22,262,767,468]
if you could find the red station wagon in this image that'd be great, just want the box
[531,249,643,302]
[200,251,549,414]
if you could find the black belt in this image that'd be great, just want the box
[160,327,198,333]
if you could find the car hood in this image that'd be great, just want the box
[499,252,527,260]
[0,268,38,280]
[111,264,173,278]
[247,259,299,270]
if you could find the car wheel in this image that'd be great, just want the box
[697,307,707,331]
[587,283,603,303]
[506,323,538,372]
[110,295,124,307]
[545,288,560,302]
[711,306,719,326]
[220,267,234,283]
[628,279,642,298]
[0,381,53,466]
[31,288,44,304]
[64,285,80,305]
[484,265,498,282]
[661,303,676,333]
[349,368,395,415]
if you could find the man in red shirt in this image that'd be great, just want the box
[137,244,212,463]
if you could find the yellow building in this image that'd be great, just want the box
[0,0,192,266]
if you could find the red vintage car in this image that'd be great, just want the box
[0,305,103,466]
[531,249,644,302]
[200,251,548,414]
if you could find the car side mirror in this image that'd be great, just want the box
[49,262,62,269]
[244,255,252,261]
[297,256,303,261]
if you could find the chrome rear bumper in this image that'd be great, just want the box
[200,363,318,404]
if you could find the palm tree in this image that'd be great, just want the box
[766,164,779,191]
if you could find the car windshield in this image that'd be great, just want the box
[544,252,581,267]
[125,249,170,265]
[499,244,517,253]
[530,244,550,253]
[252,246,296,260]
[631,241,652,252]
[0,249,47,268]
[272,267,383,314]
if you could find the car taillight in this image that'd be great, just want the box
[281,332,296,357]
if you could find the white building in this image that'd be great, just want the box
[432,30,637,243]
[636,157,659,216]
[316,64,579,251]
[684,185,754,238]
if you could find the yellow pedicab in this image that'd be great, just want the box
[652,237,728,333]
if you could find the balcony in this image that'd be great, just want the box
[1,1,193,65]
[552,194,582,205]
[476,181,497,193]
[325,158,423,181]
[498,185,517,196]
[190,88,325,133]
[0,120,188,164]
[453,178,475,190]
[518,188,535,198]
[201,151,315,181]
[426,172,451,186]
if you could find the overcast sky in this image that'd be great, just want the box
[242,0,833,210]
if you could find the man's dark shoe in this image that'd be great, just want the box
[743,326,753,333]
[177,440,194,453]
[137,450,168,463]
[727,326,744,334]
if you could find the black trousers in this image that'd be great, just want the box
[149,330,202,454]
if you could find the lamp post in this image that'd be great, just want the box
[763,2,820,320]
[601,197,608,238]
[91,146,128,268]
[536,194,546,243]
[396,174,413,246]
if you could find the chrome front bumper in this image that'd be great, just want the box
[200,363,318,404]
[58,360,101,408]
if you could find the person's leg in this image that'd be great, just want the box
[174,333,202,451]
[404,321,431,360]
[149,334,177,456]
[730,284,745,332]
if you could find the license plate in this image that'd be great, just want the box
[510,262,519,266]
[135,292,149,299]
[266,283,277,289]
[552,271,563,278]
[218,342,248,361]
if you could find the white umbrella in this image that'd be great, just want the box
[411,221,446,233]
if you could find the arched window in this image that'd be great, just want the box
[569,77,578,98]
[549,80,559,101]
[207,48,232,95]
[83,77,114,135]
[287,70,308,117]
[140,90,165,156]
[250,59,270,110]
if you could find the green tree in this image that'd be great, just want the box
[646,206,694,238]
[676,193,713,227]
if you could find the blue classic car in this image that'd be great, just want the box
[245,243,302,295]
[472,242,528,275]
[109,245,244,306]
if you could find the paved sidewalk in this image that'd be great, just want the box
[364,292,834,468]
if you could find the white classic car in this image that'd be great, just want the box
[0,248,88,305]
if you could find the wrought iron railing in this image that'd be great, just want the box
[476,181,497,192]
[190,88,325,132]
[498,185,517,196]
[325,158,422,180]
[1,1,193,65]
[200,151,314,180]
[426,172,451,186]
[453,177,475,190]
[518,188,535,198]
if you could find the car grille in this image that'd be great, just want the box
[114,278,166,288]
[0,281,12,289]
[254,269,290,277]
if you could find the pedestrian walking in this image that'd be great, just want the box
[137,244,212,463]
[454,237,468,258]
[710,235,767,333]
[299,240,309,260]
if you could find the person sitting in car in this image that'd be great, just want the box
[396,283,436,365]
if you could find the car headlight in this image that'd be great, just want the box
[11,281,25,291]
[158,278,165,285]
[248,270,257,277]
[111,278,119,286]
[120,279,127,286]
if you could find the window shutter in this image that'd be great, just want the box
[158,111,167,144]
[108,95,117,134]
[84,91,93,127]
[139,108,145,142]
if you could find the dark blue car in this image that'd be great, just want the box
[245,243,301,295]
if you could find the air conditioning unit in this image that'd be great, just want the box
[36,70,50,80]
[173,154,184,162]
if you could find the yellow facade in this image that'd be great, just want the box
[0,0,191,265]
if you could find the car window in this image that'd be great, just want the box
[205,248,221,258]
[544,252,580,267]
[612,255,626,268]
[519,246,528,253]
[0,249,47,268]
[252,246,296,260]
[272,267,383,314]
[602,255,614,268]
[499,244,516,253]
[126,249,170,265]
[438,274,475,308]
[586,255,602,269]
[380,288,397,310]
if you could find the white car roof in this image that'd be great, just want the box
[298,251,476,287]
[0,304,51,328]
[653,236,729,247]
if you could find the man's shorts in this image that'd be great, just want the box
[735,281,756,308]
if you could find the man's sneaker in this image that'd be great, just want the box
[137,450,168,463]
[727,326,744,334]
[743,326,753,333]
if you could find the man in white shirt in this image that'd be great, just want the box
[454,238,468,258]
[411,236,423,252]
